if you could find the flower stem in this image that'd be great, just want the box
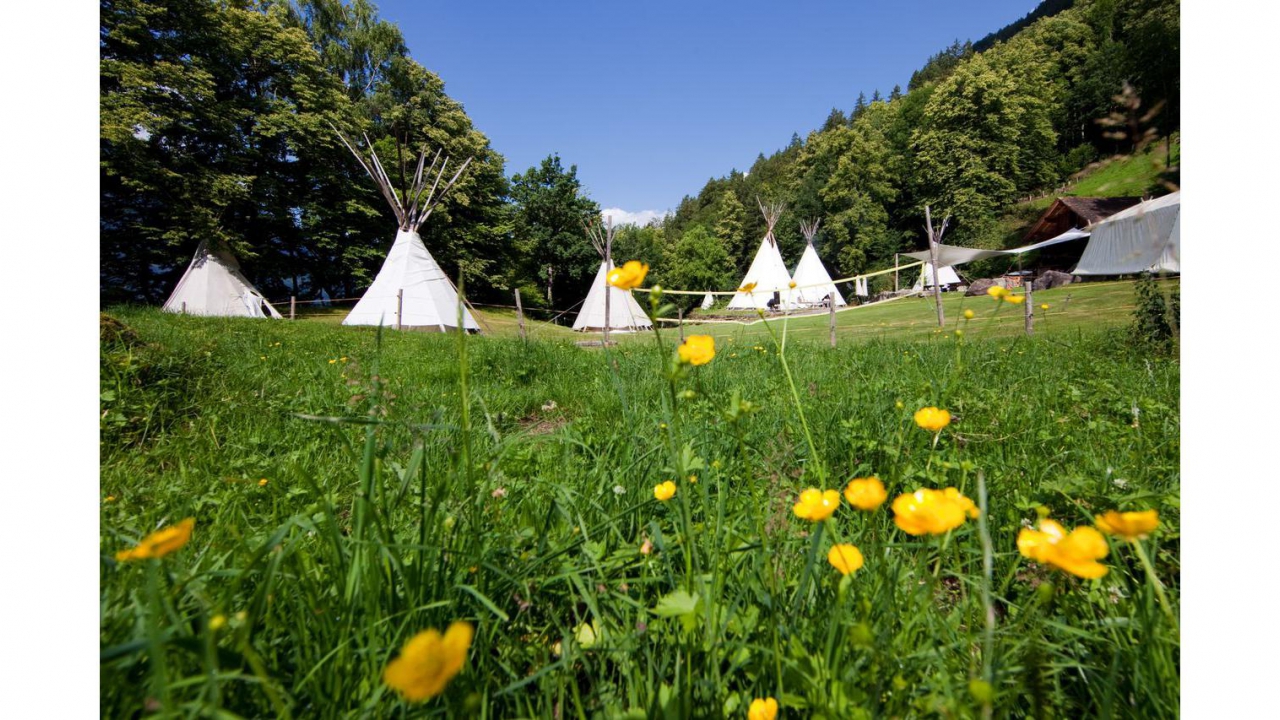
[1132,540,1178,633]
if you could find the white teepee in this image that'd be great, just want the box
[573,216,652,333]
[334,128,479,332]
[700,292,715,310]
[913,264,962,289]
[791,218,846,307]
[572,261,653,332]
[162,240,282,319]
[728,200,795,310]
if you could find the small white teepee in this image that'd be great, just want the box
[334,128,478,332]
[700,292,715,310]
[728,200,795,310]
[162,240,282,319]
[791,218,846,307]
[913,264,962,290]
[572,217,653,333]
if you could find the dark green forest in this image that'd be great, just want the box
[101,0,1179,311]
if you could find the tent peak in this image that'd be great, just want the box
[330,123,472,234]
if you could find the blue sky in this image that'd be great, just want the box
[378,0,1040,222]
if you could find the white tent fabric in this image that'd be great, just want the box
[855,277,869,297]
[791,243,847,306]
[1073,192,1180,275]
[700,292,715,310]
[162,240,282,319]
[572,260,654,332]
[343,229,479,331]
[1007,227,1090,254]
[728,236,795,310]
[902,245,1009,266]
[912,264,962,290]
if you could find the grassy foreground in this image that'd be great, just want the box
[100,285,1179,717]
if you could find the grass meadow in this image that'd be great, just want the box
[100,279,1179,718]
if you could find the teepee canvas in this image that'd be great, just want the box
[334,128,478,332]
[913,264,962,289]
[791,219,846,307]
[162,240,282,319]
[700,292,715,310]
[728,201,795,310]
[573,217,652,333]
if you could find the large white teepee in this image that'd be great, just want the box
[572,261,653,332]
[162,240,282,318]
[334,129,478,332]
[792,218,846,307]
[728,200,795,310]
[573,217,652,333]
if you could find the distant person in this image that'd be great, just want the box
[766,295,780,313]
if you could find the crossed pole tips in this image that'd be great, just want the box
[328,122,473,234]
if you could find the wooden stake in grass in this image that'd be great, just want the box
[396,288,403,331]
[1024,274,1034,336]
[829,297,837,348]
[924,205,951,328]
[290,295,296,321]
[514,288,526,342]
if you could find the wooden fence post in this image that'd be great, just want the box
[181,301,186,315]
[1024,274,1034,336]
[290,295,296,320]
[829,299,837,348]
[894,254,899,293]
[678,307,684,341]
[396,288,404,330]
[514,288,526,341]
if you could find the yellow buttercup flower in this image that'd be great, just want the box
[115,517,195,561]
[827,543,864,575]
[943,487,980,519]
[607,261,649,290]
[209,614,227,631]
[891,489,971,536]
[1095,509,1159,541]
[653,481,677,502]
[844,477,887,511]
[1005,294,1026,304]
[788,280,797,289]
[913,406,951,432]
[986,286,1008,299]
[1039,303,1049,310]
[383,621,474,702]
[258,478,269,487]
[1018,519,1109,579]
[748,697,778,720]
[677,335,716,366]
[738,282,758,293]
[793,488,840,522]
[963,309,975,319]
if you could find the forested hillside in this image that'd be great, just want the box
[656,0,1180,297]
[100,0,1179,309]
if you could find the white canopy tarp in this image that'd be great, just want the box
[791,243,847,306]
[572,260,653,332]
[1073,192,1180,275]
[1008,227,1091,254]
[343,229,479,331]
[902,245,1008,266]
[163,240,282,319]
[728,235,796,310]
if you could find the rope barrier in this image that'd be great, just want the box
[630,260,926,296]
